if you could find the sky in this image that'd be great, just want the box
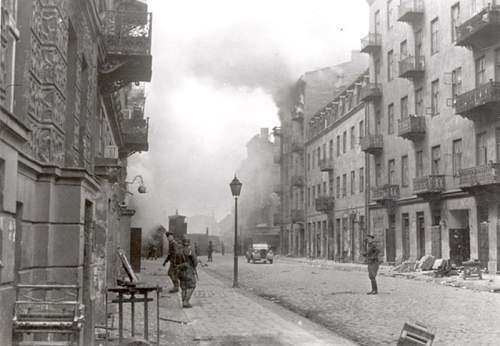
[127,0,369,233]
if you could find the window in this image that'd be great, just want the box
[336,135,340,156]
[307,187,311,207]
[477,132,487,165]
[400,40,408,59]
[336,176,341,198]
[415,87,424,116]
[387,50,394,81]
[342,131,347,154]
[317,184,321,198]
[359,167,365,192]
[322,144,326,160]
[307,153,311,170]
[374,10,381,34]
[359,120,365,138]
[323,182,327,196]
[342,174,347,197]
[431,18,439,55]
[388,159,396,184]
[375,108,382,134]
[415,29,423,57]
[476,56,486,87]
[329,139,333,159]
[416,150,424,178]
[329,175,334,196]
[431,145,441,174]
[312,150,315,168]
[451,67,462,103]
[312,185,316,201]
[317,147,321,166]
[400,96,408,120]
[431,79,440,116]
[374,58,381,83]
[452,139,462,176]
[375,162,382,186]
[350,170,355,195]
[401,155,409,187]
[350,126,355,150]
[388,103,394,134]
[451,3,460,43]
[387,0,394,30]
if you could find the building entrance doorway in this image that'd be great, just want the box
[416,212,425,259]
[386,214,396,263]
[449,228,470,266]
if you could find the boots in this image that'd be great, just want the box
[182,288,194,308]
[367,279,378,295]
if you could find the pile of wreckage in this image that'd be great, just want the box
[392,256,484,279]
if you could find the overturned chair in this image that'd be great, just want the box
[12,284,85,346]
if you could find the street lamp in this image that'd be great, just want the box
[229,175,242,288]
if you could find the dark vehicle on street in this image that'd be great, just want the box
[245,243,274,264]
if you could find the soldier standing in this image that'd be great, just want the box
[363,234,381,295]
[207,240,214,262]
[176,236,198,308]
[162,232,179,293]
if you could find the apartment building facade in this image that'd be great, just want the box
[306,73,369,262]
[278,53,368,257]
[0,0,152,344]
[362,0,500,271]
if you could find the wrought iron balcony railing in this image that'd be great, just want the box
[359,83,382,102]
[459,163,500,189]
[315,196,334,213]
[398,56,425,80]
[372,184,400,203]
[360,134,383,155]
[360,33,382,54]
[291,209,305,223]
[397,115,425,141]
[121,117,149,153]
[413,175,445,197]
[455,81,500,119]
[398,0,424,24]
[318,158,334,172]
[291,175,305,187]
[456,5,500,49]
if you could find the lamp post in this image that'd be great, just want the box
[229,175,242,288]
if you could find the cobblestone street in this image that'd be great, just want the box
[202,254,500,346]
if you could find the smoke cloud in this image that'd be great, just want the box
[127,0,368,234]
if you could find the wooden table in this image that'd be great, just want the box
[106,285,161,345]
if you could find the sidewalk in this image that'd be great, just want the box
[278,256,500,293]
[102,259,357,346]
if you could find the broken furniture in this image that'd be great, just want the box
[397,322,435,345]
[12,284,84,346]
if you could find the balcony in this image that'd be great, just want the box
[456,6,500,50]
[121,117,149,153]
[291,141,304,153]
[100,9,153,93]
[318,158,334,172]
[360,134,383,155]
[360,33,382,54]
[315,196,335,213]
[273,153,282,164]
[291,209,305,223]
[291,175,305,188]
[398,0,424,24]
[359,83,382,102]
[273,184,283,195]
[372,184,400,204]
[397,115,425,142]
[459,163,500,194]
[413,175,445,199]
[455,82,500,119]
[398,56,425,80]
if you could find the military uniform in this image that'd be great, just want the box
[163,237,179,293]
[363,236,381,295]
[175,239,198,308]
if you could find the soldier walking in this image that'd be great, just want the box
[162,232,179,293]
[363,234,381,295]
[176,236,198,308]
